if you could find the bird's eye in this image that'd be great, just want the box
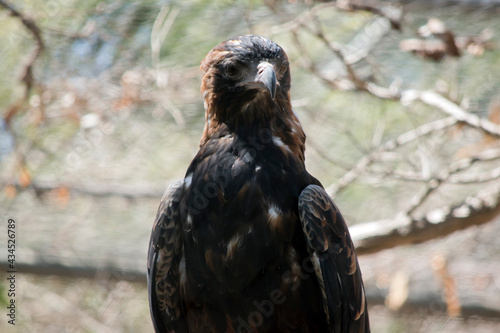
[225,63,240,78]
[278,64,288,76]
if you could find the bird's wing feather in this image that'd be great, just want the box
[298,184,369,333]
[147,180,186,333]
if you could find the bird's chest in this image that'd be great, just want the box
[181,138,305,297]
[184,136,301,228]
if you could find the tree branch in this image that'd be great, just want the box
[0,260,145,283]
[335,0,402,31]
[1,259,498,320]
[325,116,458,196]
[388,148,500,184]
[0,0,44,97]
[350,182,500,255]
[402,90,500,138]
[3,180,166,199]
[404,148,500,215]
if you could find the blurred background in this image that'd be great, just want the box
[1,0,500,332]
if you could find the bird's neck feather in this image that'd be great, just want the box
[200,93,306,161]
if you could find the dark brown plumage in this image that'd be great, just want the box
[147,35,369,333]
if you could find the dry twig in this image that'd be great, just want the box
[0,0,44,97]
[350,182,500,254]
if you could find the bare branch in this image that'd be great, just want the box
[402,90,500,138]
[450,166,500,184]
[294,13,500,139]
[389,148,500,185]
[335,0,402,31]
[271,0,401,36]
[0,260,145,283]
[0,0,44,97]
[270,3,336,35]
[1,260,498,320]
[3,180,166,199]
[404,150,500,215]
[350,182,500,255]
[326,117,458,196]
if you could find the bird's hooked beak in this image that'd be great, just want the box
[256,62,277,100]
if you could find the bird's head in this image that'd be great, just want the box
[200,35,301,143]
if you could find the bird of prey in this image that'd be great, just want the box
[148,35,369,333]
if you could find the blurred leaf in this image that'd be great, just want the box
[18,165,31,188]
[56,186,71,207]
[385,270,409,311]
[432,254,462,318]
[4,184,17,198]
